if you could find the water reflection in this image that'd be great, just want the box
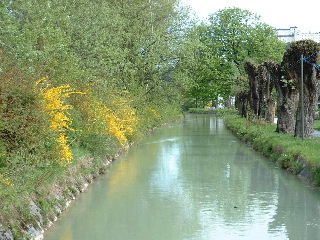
[45,114,320,240]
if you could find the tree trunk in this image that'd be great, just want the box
[235,94,240,114]
[272,68,299,134]
[257,65,268,118]
[276,87,299,134]
[262,63,277,122]
[245,62,259,116]
[235,91,249,117]
[250,77,259,115]
[295,68,318,138]
[265,98,276,122]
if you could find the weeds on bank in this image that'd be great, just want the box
[224,113,320,184]
[188,108,237,115]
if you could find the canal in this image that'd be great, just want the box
[45,114,320,240]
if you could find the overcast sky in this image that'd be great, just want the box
[181,0,319,32]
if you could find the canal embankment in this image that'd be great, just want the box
[222,111,320,186]
[0,117,182,240]
[1,146,123,240]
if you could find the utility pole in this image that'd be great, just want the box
[300,54,304,139]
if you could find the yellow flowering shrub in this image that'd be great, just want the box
[35,77,84,165]
[87,93,138,145]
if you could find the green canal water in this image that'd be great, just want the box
[45,114,320,240]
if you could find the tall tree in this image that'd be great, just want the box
[175,24,235,107]
[207,8,285,98]
[208,8,285,69]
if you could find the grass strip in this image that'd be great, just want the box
[314,120,320,131]
[223,112,320,185]
[187,108,237,115]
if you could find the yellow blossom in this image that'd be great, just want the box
[35,77,83,165]
[86,94,138,145]
[57,134,73,165]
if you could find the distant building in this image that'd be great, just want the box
[275,27,320,43]
[276,27,298,43]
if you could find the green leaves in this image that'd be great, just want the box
[208,8,285,67]
[0,0,191,171]
[177,7,286,107]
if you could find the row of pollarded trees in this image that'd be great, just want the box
[235,40,320,138]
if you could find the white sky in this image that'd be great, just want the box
[181,0,320,32]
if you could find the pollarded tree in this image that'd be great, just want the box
[245,61,259,115]
[235,90,250,117]
[265,61,299,134]
[261,62,276,122]
[252,62,277,122]
[256,64,268,118]
[283,40,320,138]
[245,61,270,118]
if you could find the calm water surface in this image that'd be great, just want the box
[45,114,320,240]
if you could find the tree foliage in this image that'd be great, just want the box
[0,0,192,203]
[178,8,286,107]
[208,8,285,68]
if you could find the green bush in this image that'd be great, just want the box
[0,0,189,236]
[0,59,58,173]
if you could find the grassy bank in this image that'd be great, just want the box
[187,108,235,115]
[314,120,320,131]
[188,108,219,114]
[223,112,320,185]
